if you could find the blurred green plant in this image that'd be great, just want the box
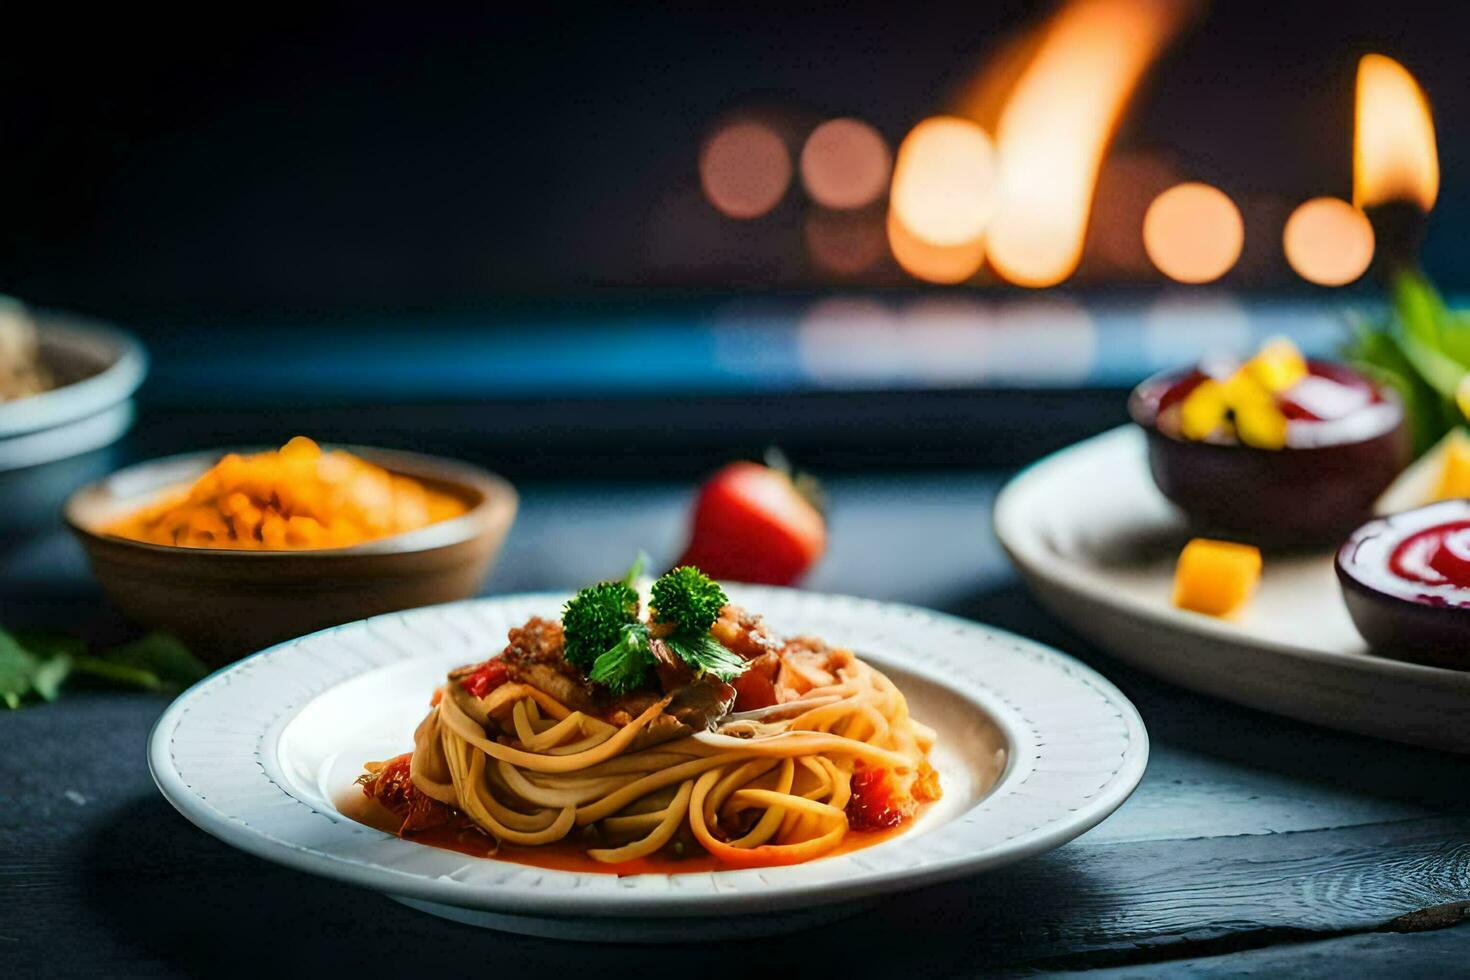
[0,629,207,709]
[1348,271,1470,456]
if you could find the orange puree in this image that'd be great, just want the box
[107,437,466,550]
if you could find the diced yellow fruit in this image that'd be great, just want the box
[1242,336,1308,393]
[1172,538,1263,617]
[1180,380,1229,440]
[1432,428,1470,500]
[1235,400,1288,449]
[1221,368,1274,407]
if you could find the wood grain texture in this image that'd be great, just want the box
[1056,922,1470,978]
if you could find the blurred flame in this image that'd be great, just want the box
[700,121,793,220]
[1354,54,1439,212]
[987,0,1193,287]
[887,208,987,284]
[1142,182,1244,284]
[889,116,998,247]
[1283,197,1375,286]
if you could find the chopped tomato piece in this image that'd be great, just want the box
[459,657,509,698]
[845,763,915,831]
[731,652,780,711]
[358,753,453,834]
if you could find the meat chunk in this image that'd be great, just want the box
[500,617,602,713]
[710,604,782,661]
[666,674,737,731]
[485,616,739,737]
[503,617,569,667]
[495,617,686,729]
[778,635,852,696]
[731,651,780,711]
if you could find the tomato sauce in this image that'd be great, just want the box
[341,790,922,876]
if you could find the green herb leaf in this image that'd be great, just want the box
[0,628,205,707]
[102,632,207,688]
[621,551,649,589]
[0,629,37,709]
[662,632,748,683]
[650,567,728,634]
[13,631,86,661]
[1348,272,1470,457]
[30,653,71,701]
[587,622,655,694]
[70,654,167,691]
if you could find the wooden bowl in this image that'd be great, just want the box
[64,446,517,666]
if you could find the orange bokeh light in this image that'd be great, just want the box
[886,209,986,285]
[987,0,1193,288]
[800,118,892,211]
[1143,182,1244,284]
[889,116,998,248]
[1283,197,1375,286]
[1354,54,1438,212]
[699,121,792,220]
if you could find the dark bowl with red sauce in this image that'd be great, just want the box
[1129,360,1409,549]
[1336,500,1470,667]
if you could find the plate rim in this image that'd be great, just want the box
[0,313,147,439]
[148,587,1148,918]
[995,425,1470,691]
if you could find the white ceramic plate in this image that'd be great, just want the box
[996,426,1470,754]
[149,587,1147,940]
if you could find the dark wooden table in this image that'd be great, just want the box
[4,424,1469,977]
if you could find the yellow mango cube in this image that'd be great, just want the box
[1234,400,1288,450]
[1172,538,1262,617]
[1180,380,1229,440]
[1433,428,1470,500]
[1242,336,1308,393]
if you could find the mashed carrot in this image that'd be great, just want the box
[107,437,466,550]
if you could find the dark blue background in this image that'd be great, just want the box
[1,2,1467,326]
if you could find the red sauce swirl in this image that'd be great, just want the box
[1390,520,1470,590]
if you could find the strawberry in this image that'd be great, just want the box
[675,459,826,586]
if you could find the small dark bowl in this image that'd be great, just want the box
[65,446,517,666]
[1336,500,1470,669]
[1129,363,1410,549]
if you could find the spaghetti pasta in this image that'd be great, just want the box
[358,586,941,870]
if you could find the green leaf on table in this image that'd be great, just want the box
[69,632,208,692]
[71,654,167,691]
[13,631,87,661]
[0,629,38,709]
[0,628,207,706]
[30,652,72,701]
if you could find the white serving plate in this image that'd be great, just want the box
[149,587,1147,941]
[995,426,1470,754]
